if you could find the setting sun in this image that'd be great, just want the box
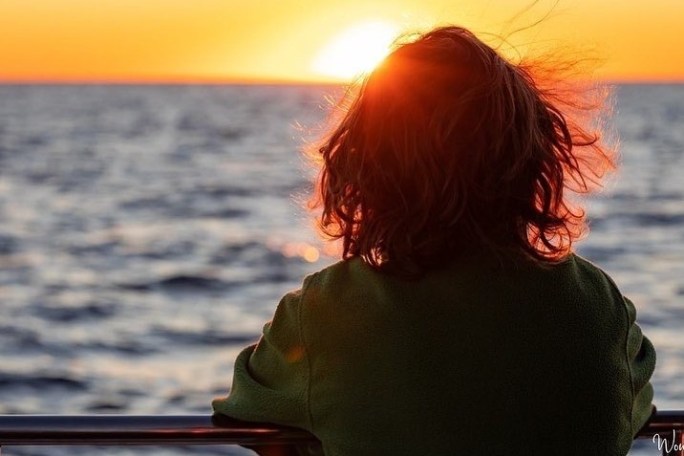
[311,20,400,81]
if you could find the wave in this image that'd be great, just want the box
[0,371,88,391]
[34,302,119,323]
[150,325,257,347]
[116,274,237,292]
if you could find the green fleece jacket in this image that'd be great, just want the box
[212,253,656,455]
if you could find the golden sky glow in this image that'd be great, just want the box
[0,0,682,83]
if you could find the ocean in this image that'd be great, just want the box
[0,84,682,455]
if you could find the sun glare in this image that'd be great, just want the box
[311,20,400,81]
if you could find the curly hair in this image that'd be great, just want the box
[309,25,615,277]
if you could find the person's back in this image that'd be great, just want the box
[215,253,655,455]
[212,26,656,455]
[295,254,652,455]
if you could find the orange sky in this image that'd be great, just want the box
[1,0,683,83]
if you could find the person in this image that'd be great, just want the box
[212,25,656,455]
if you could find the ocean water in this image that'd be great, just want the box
[0,84,682,455]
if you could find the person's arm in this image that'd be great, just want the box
[212,280,322,455]
[623,296,657,438]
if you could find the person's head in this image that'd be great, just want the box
[310,25,615,277]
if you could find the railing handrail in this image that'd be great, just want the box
[0,411,683,453]
[637,410,684,438]
[0,414,314,446]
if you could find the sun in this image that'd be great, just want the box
[311,20,400,81]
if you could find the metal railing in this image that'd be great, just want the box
[0,411,682,455]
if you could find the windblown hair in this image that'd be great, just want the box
[310,25,615,277]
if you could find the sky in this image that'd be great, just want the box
[0,0,683,83]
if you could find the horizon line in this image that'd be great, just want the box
[1,74,683,86]
[0,74,347,87]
